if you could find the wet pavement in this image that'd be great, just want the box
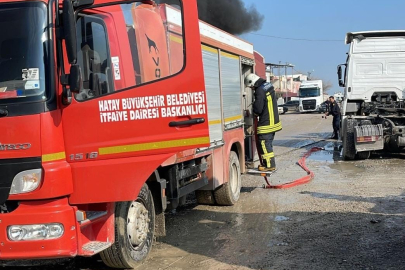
[18,113,405,270]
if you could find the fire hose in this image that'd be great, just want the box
[254,118,323,189]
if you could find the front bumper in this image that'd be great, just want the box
[299,106,320,113]
[0,197,77,260]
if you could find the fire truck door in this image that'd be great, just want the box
[61,2,210,165]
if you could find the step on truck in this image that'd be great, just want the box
[338,31,405,160]
[0,0,259,268]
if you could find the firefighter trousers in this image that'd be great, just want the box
[333,115,340,137]
[258,133,276,168]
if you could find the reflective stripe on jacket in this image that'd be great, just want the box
[253,79,282,134]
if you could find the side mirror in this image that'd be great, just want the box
[69,64,82,93]
[63,0,77,64]
[337,64,345,87]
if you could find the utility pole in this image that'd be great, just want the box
[307,70,314,80]
[285,62,288,101]
[291,65,294,95]
[278,61,281,94]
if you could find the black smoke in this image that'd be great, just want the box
[197,0,264,35]
[156,0,264,35]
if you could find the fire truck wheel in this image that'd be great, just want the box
[100,184,155,269]
[196,190,215,205]
[214,151,241,206]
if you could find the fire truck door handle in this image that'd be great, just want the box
[169,118,206,127]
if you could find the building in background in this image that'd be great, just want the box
[265,63,308,101]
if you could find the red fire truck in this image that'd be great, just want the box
[0,0,258,268]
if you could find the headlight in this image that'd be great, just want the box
[8,223,64,241]
[10,169,42,195]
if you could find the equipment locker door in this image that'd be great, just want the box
[60,2,210,203]
[201,45,223,146]
[220,51,243,130]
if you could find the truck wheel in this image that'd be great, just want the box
[196,190,215,205]
[342,118,356,160]
[356,151,371,160]
[214,151,241,206]
[101,184,155,269]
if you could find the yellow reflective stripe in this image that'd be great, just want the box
[258,122,282,129]
[257,123,282,133]
[261,154,271,167]
[263,152,275,158]
[265,157,271,167]
[202,44,218,54]
[225,115,243,123]
[209,119,221,125]
[261,140,268,154]
[258,128,282,134]
[99,137,210,156]
[42,152,66,163]
[267,94,274,127]
[221,51,239,60]
[170,35,183,44]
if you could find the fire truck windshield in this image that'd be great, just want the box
[0,2,47,101]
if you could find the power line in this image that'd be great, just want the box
[247,33,341,42]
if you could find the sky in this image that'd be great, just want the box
[239,0,405,94]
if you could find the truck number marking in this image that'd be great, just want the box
[70,152,98,161]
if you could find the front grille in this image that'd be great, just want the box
[302,99,316,110]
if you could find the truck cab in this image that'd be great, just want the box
[298,80,323,113]
[338,31,405,160]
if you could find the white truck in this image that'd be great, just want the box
[338,31,405,160]
[299,80,323,113]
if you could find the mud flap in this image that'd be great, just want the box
[354,124,384,152]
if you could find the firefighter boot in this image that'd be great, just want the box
[259,155,276,171]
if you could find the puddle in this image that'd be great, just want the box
[274,215,290,222]
[306,142,366,173]
[308,142,342,163]
[309,150,335,163]
[293,139,316,149]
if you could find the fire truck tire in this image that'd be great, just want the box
[100,184,155,269]
[196,190,215,205]
[214,151,241,206]
[342,118,356,160]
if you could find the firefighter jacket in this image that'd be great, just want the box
[329,101,341,117]
[253,78,282,134]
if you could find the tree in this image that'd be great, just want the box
[322,80,333,93]
[310,76,333,93]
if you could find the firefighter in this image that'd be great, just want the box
[245,74,282,172]
[325,96,341,139]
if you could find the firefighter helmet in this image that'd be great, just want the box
[244,73,261,88]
